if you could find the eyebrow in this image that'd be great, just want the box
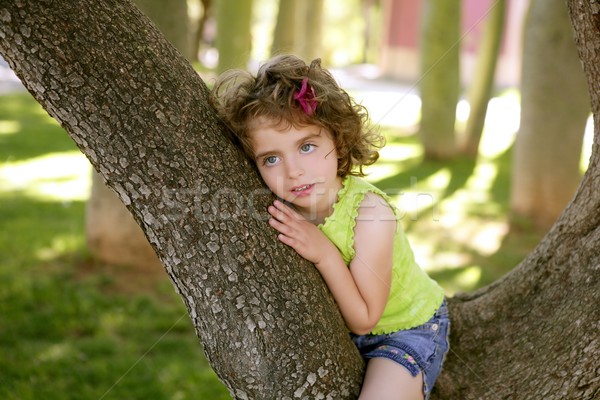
[254,132,322,160]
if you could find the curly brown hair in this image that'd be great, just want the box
[209,55,384,177]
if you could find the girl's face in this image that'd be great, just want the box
[249,118,343,223]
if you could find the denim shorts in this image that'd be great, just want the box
[350,300,450,399]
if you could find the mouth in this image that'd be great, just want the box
[290,183,315,196]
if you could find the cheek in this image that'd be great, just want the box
[325,152,340,174]
[257,167,281,191]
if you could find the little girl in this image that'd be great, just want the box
[210,55,450,400]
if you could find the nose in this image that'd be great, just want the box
[285,157,304,179]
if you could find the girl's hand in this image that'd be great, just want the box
[267,200,336,265]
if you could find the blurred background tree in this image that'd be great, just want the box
[215,0,254,72]
[271,0,325,62]
[461,0,505,157]
[192,0,213,62]
[418,0,461,161]
[510,0,590,230]
[270,0,296,55]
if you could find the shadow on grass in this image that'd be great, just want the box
[0,196,86,264]
[374,155,477,230]
[427,225,544,294]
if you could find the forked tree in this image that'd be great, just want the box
[0,0,598,398]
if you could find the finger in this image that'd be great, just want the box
[269,217,295,236]
[268,205,290,223]
[277,233,296,247]
[274,200,303,220]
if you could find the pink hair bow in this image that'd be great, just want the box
[293,77,318,116]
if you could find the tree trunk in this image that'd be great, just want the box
[1,0,600,399]
[296,0,324,63]
[135,0,191,60]
[192,0,213,62]
[271,0,297,56]
[0,0,363,398]
[510,0,590,231]
[86,170,163,270]
[271,0,324,62]
[216,0,253,73]
[461,0,505,158]
[86,0,192,270]
[419,0,460,161]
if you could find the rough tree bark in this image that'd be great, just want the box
[1,0,599,399]
[86,0,191,270]
[0,0,363,398]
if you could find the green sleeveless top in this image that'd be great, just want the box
[318,176,444,334]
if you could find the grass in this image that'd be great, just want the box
[0,93,230,399]
[0,91,543,398]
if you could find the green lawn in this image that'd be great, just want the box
[0,93,230,400]
[0,91,542,399]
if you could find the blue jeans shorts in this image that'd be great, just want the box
[350,300,450,399]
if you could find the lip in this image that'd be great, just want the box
[290,183,315,197]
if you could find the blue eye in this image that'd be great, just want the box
[300,143,315,153]
[263,155,279,166]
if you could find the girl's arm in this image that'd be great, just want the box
[268,193,396,335]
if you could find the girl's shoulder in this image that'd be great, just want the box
[342,176,398,218]
[355,191,397,240]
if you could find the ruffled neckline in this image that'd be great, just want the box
[317,175,352,230]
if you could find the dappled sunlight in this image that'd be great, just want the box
[581,114,594,172]
[439,161,500,222]
[364,142,422,181]
[455,99,470,128]
[364,162,402,183]
[400,168,450,217]
[0,151,91,201]
[354,90,422,129]
[412,160,510,274]
[35,233,85,261]
[446,218,509,256]
[465,161,498,192]
[35,342,76,364]
[379,168,450,224]
[478,91,520,158]
[454,266,482,291]
[378,142,422,162]
[0,120,20,135]
[423,168,452,191]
